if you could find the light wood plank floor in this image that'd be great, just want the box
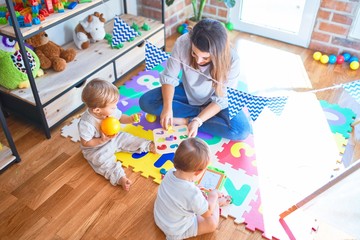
[0,31,359,240]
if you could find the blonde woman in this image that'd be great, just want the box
[140,19,250,140]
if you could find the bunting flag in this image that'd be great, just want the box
[227,88,252,119]
[267,96,288,116]
[247,95,269,121]
[145,41,170,70]
[342,80,360,105]
[112,17,138,46]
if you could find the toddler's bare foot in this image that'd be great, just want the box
[119,176,132,191]
[218,195,232,207]
[173,117,189,126]
[149,141,156,154]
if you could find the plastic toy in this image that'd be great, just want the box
[336,55,344,64]
[197,166,227,193]
[145,113,156,123]
[350,61,359,70]
[342,52,351,62]
[225,22,234,31]
[320,54,329,64]
[132,113,140,123]
[349,56,359,63]
[141,23,150,31]
[313,51,322,61]
[328,54,337,64]
[101,117,121,136]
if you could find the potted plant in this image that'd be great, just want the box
[165,0,236,22]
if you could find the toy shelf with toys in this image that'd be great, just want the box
[0,0,165,138]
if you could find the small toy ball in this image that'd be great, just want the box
[349,56,359,63]
[350,61,360,70]
[313,51,322,61]
[342,52,351,62]
[160,168,167,175]
[177,25,184,34]
[336,55,345,64]
[328,54,337,64]
[225,22,234,31]
[181,28,189,34]
[145,113,157,123]
[320,54,329,64]
[101,117,121,136]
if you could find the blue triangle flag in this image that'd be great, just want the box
[112,17,138,46]
[145,41,170,70]
[343,80,360,105]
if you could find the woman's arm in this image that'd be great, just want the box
[188,102,221,138]
[160,84,175,129]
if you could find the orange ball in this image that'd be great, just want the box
[101,117,121,136]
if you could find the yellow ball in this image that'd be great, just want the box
[313,51,322,61]
[350,61,359,70]
[145,113,157,123]
[101,117,121,136]
[320,55,329,64]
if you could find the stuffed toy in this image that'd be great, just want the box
[26,31,76,72]
[73,12,106,50]
[0,35,41,89]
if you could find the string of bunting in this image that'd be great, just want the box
[111,19,360,122]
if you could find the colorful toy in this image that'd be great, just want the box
[132,113,140,123]
[73,12,106,50]
[313,51,322,61]
[0,35,41,89]
[336,55,344,64]
[328,54,337,64]
[342,52,351,62]
[25,31,76,72]
[320,54,329,64]
[153,125,188,154]
[349,56,359,63]
[225,22,234,31]
[350,61,359,70]
[197,166,227,193]
[145,113,157,123]
[101,116,121,136]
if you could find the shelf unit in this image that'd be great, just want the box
[0,101,20,171]
[0,0,165,138]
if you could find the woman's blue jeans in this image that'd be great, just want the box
[139,83,251,140]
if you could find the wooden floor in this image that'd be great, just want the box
[0,31,359,240]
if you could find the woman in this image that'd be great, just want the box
[139,19,251,140]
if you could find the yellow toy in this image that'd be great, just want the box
[101,117,121,136]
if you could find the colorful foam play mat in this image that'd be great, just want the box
[61,61,356,239]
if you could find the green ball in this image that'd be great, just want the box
[226,22,234,31]
[177,25,184,34]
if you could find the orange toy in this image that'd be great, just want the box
[101,117,121,136]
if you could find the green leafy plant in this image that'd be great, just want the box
[166,0,236,22]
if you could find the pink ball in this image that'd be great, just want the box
[336,55,345,64]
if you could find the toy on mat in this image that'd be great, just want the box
[101,117,121,136]
[153,125,188,154]
[145,113,157,123]
[132,113,140,123]
[197,166,227,193]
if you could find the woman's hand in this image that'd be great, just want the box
[160,108,173,130]
[188,120,200,138]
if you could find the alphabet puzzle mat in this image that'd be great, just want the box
[61,62,356,240]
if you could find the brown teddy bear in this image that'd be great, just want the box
[26,31,76,72]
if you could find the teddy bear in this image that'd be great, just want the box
[73,12,106,50]
[26,31,76,72]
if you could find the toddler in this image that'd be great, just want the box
[78,78,155,191]
[154,138,231,239]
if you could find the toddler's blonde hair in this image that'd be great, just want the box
[174,138,210,172]
[82,78,119,109]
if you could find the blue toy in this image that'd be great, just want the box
[342,52,351,62]
[328,54,337,64]
[349,56,359,63]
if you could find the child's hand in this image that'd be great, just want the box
[101,131,117,142]
[132,113,141,123]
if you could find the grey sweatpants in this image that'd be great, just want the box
[81,132,151,186]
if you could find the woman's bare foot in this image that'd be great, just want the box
[149,141,156,154]
[119,176,132,191]
[173,117,189,126]
[218,195,232,207]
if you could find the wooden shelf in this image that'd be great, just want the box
[0,145,17,171]
[0,0,104,38]
[0,14,164,106]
